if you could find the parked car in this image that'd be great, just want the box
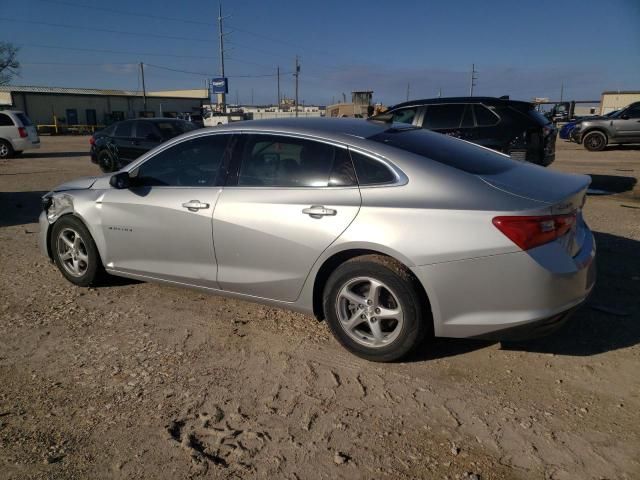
[90,118,198,172]
[40,118,595,362]
[572,103,640,151]
[0,110,40,159]
[378,97,557,166]
[559,110,620,141]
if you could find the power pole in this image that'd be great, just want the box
[140,62,147,112]
[406,82,410,101]
[217,2,227,113]
[438,87,442,98]
[277,66,281,106]
[294,55,300,117]
[469,63,478,96]
[560,82,564,103]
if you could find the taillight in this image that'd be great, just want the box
[18,127,28,138]
[89,136,96,145]
[493,213,576,250]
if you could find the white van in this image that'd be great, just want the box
[0,110,40,158]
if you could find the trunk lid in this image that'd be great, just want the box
[480,163,590,256]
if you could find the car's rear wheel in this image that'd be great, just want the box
[51,216,103,287]
[583,131,607,151]
[0,140,13,159]
[323,255,428,362]
[97,150,117,172]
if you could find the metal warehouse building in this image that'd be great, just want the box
[600,90,640,114]
[0,85,208,128]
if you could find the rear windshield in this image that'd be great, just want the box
[155,120,197,137]
[16,113,33,126]
[368,128,515,175]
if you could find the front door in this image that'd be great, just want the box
[610,104,640,141]
[98,133,232,287]
[213,133,361,302]
[132,120,161,158]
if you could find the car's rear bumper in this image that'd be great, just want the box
[411,228,596,340]
[12,137,40,151]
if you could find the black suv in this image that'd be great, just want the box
[90,118,198,172]
[380,97,557,166]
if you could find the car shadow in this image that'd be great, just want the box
[588,174,637,194]
[20,151,89,159]
[0,191,48,227]
[409,231,640,361]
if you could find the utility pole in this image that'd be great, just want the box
[406,82,410,101]
[469,63,478,97]
[438,87,442,98]
[140,62,147,112]
[217,2,227,113]
[251,88,254,106]
[294,55,300,117]
[560,82,564,103]
[277,66,281,107]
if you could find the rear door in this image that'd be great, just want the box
[98,133,233,286]
[132,121,162,158]
[213,133,361,301]
[0,112,17,144]
[421,103,472,140]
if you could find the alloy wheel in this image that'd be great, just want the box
[335,276,404,348]
[0,143,8,158]
[56,228,89,277]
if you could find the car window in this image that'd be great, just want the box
[114,121,133,137]
[0,113,14,126]
[368,127,514,175]
[15,113,33,127]
[135,121,158,139]
[423,104,466,129]
[101,124,116,136]
[350,151,396,185]
[623,106,640,119]
[155,120,197,138]
[460,105,474,127]
[473,105,500,127]
[391,108,417,125]
[238,135,356,187]
[135,135,230,187]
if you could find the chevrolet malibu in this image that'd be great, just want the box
[39,118,596,361]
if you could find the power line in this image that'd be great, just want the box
[145,63,289,78]
[18,43,218,60]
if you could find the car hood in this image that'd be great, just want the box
[52,176,99,192]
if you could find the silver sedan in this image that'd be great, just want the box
[39,118,596,361]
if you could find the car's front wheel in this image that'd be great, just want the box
[583,131,607,151]
[50,215,103,287]
[323,255,428,362]
[97,150,117,172]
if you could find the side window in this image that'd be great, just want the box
[391,108,417,125]
[135,121,158,139]
[101,124,116,136]
[473,105,500,126]
[114,121,133,137]
[460,105,474,127]
[16,113,33,126]
[135,135,229,187]
[623,106,640,119]
[0,113,14,126]
[422,104,466,129]
[350,151,396,185]
[237,135,356,187]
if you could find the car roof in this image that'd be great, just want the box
[389,96,532,111]
[202,117,390,141]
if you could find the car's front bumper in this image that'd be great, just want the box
[38,210,51,259]
[411,228,596,340]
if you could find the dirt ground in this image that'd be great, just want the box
[0,135,639,480]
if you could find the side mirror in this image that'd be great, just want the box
[620,114,630,120]
[110,171,131,189]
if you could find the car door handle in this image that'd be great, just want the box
[302,205,337,218]
[182,200,210,212]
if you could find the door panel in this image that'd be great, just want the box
[213,187,360,301]
[98,187,221,287]
[610,106,640,140]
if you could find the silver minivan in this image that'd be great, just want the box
[0,110,40,158]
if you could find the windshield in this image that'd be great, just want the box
[528,109,551,126]
[16,113,33,127]
[368,128,515,175]
[607,109,622,118]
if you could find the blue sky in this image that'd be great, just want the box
[1,0,639,105]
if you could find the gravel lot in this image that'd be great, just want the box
[0,135,639,480]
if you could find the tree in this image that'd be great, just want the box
[0,42,20,85]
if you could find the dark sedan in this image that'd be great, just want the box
[90,118,199,172]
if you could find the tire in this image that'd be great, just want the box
[50,215,103,287]
[323,254,428,362]
[97,149,117,172]
[583,131,607,152]
[0,140,13,159]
